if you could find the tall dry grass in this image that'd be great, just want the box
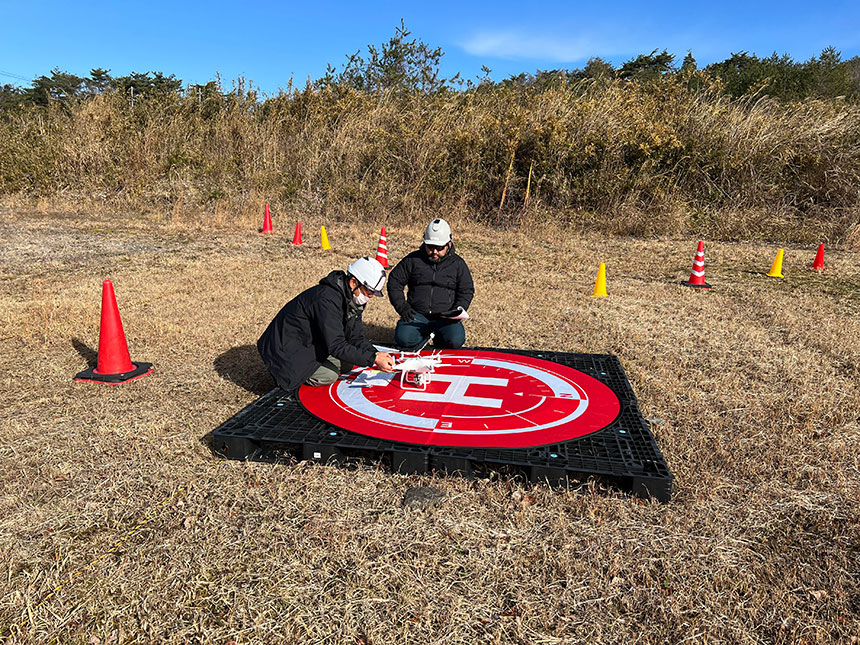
[1,77,859,242]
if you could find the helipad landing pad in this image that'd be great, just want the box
[211,349,674,502]
[298,350,621,448]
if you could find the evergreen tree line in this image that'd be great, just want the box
[497,47,860,101]
[0,68,186,109]
[2,32,860,107]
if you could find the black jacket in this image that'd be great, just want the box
[387,244,474,317]
[257,271,378,392]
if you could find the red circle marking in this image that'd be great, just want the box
[298,349,620,448]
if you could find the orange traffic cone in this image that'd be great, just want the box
[375,226,389,268]
[681,240,712,289]
[811,243,826,271]
[75,280,153,384]
[260,204,273,234]
[291,221,303,245]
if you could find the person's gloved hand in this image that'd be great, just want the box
[400,305,417,322]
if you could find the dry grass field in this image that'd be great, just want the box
[1,204,858,644]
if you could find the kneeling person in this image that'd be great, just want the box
[257,257,395,394]
[387,218,474,350]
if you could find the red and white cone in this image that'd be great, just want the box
[681,240,712,289]
[75,280,153,384]
[375,226,389,269]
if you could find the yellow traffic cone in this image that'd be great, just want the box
[767,248,784,278]
[320,225,332,250]
[591,263,608,297]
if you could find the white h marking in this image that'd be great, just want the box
[400,374,509,408]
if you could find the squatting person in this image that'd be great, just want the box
[387,218,475,350]
[257,257,395,395]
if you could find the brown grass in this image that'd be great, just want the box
[3,79,860,243]
[1,205,859,643]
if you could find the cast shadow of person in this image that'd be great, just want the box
[213,322,397,398]
[213,344,275,396]
[205,344,276,455]
[363,321,396,347]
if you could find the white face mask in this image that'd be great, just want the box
[352,289,370,306]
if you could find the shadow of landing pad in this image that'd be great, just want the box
[210,348,674,502]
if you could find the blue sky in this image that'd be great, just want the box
[1,1,858,94]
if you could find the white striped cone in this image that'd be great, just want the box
[681,240,711,289]
[375,227,389,268]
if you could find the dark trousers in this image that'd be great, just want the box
[394,312,466,350]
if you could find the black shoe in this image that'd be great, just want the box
[274,387,296,403]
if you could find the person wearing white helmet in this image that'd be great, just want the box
[387,218,475,350]
[257,256,395,395]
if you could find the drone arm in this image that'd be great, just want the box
[415,332,435,353]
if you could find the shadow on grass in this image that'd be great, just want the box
[72,337,97,368]
[364,321,397,346]
[213,323,396,399]
[213,344,274,396]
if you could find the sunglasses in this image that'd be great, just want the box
[426,244,447,252]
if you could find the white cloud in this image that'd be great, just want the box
[460,26,736,65]
[462,30,601,62]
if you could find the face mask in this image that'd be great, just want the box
[352,289,370,306]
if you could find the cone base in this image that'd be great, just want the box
[75,362,153,385]
[681,281,712,289]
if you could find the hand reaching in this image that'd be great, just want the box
[374,352,395,372]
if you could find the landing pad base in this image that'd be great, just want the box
[211,349,673,501]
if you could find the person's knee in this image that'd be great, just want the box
[305,359,339,387]
[395,320,427,350]
[434,323,465,349]
[305,371,337,387]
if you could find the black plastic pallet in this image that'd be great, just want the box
[211,349,674,502]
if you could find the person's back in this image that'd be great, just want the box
[258,258,394,394]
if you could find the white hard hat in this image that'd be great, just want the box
[423,218,451,246]
[347,257,386,296]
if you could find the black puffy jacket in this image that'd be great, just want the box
[387,244,474,317]
[257,271,378,392]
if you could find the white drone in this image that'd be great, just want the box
[391,333,443,391]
